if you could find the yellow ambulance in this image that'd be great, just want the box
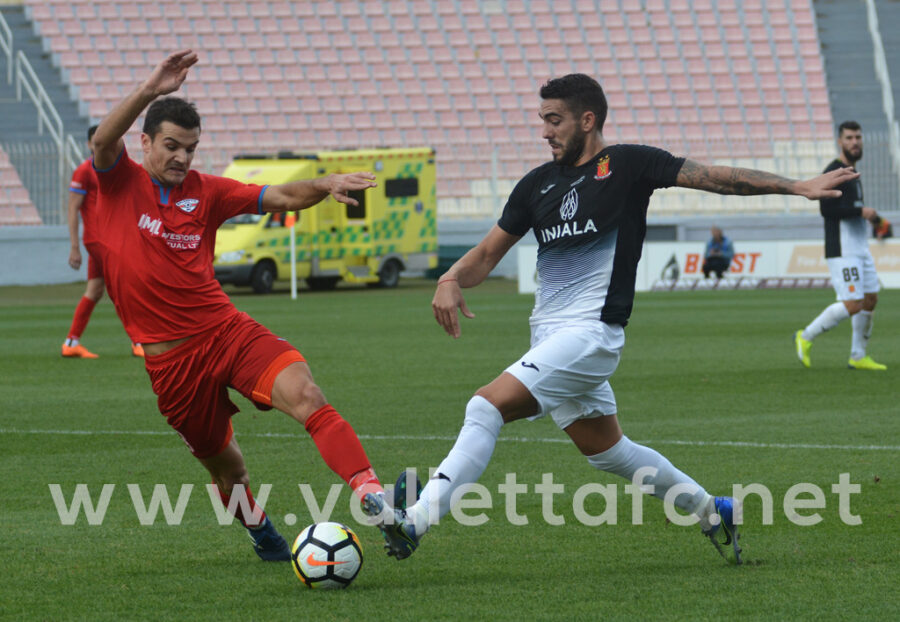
[213,148,438,293]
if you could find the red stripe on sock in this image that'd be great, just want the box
[68,296,96,340]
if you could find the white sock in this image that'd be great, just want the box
[65,338,79,347]
[408,396,503,534]
[850,310,873,360]
[802,302,850,341]
[587,436,712,517]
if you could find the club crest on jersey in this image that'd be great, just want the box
[176,198,199,213]
[559,188,578,221]
[594,155,612,180]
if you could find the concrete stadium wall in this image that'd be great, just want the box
[3,212,897,286]
[0,220,524,286]
[0,225,86,286]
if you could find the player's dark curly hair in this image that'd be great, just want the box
[143,97,201,137]
[838,120,861,135]
[540,74,608,132]
[87,125,98,141]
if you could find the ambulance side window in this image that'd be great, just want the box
[346,190,366,219]
[385,177,419,198]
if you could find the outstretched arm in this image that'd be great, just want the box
[432,224,522,338]
[261,172,377,212]
[92,50,199,170]
[675,159,859,200]
[66,192,84,269]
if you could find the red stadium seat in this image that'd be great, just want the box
[32,0,830,218]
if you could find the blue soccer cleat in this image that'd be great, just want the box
[393,469,423,511]
[362,492,420,560]
[702,497,743,565]
[247,516,292,561]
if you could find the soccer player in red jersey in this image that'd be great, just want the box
[89,50,417,560]
[63,125,143,358]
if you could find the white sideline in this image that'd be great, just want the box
[1,428,899,452]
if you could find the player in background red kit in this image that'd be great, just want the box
[63,125,144,358]
[89,50,417,561]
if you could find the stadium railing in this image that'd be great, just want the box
[0,10,11,84]
[866,0,900,189]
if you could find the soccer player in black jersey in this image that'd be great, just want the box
[794,121,886,370]
[394,74,857,565]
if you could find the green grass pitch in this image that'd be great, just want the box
[1,279,897,621]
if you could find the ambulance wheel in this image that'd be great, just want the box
[375,259,402,288]
[250,261,276,294]
[307,276,340,291]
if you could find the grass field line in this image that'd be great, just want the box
[2,427,899,452]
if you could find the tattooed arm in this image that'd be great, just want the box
[675,159,860,200]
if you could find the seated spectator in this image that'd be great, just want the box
[702,226,734,279]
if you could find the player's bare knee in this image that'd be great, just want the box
[282,380,327,423]
[473,386,495,405]
[474,380,538,422]
[298,380,327,411]
[85,286,104,301]
[214,469,249,495]
[565,415,622,455]
[228,471,250,491]
[863,294,877,311]
[472,389,513,422]
[844,299,864,315]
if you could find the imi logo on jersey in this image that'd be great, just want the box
[138,213,163,236]
[538,188,598,243]
[138,213,201,249]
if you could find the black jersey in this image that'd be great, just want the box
[820,159,867,258]
[498,144,684,326]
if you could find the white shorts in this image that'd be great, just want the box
[827,253,879,301]
[504,320,624,430]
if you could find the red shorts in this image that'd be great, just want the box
[87,251,103,280]
[144,311,305,458]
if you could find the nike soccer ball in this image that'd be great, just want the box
[291,522,363,589]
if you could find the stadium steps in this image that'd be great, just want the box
[814,0,888,132]
[815,0,898,210]
[0,5,90,221]
[874,0,900,123]
[0,5,88,142]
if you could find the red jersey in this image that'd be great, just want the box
[91,148,266,343]
[70,159,99,245]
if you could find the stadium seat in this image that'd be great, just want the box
[21,0,835,219]
[0,160,41,225]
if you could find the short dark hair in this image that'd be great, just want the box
[143,97,201,137]
[838,120,861,135]
[87,125,98,141]
[539,74,608,132]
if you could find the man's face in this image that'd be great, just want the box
[141,121,200,186]
[711,227,723,242]
[838,128,863,164]
[540,99,587,166]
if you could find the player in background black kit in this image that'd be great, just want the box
[795,121,886,370]
[391,74,857,566]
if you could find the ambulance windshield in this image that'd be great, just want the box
[225,214,264,225]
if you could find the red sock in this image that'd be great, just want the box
[305,404,383,501]
[67,296,96,340]
[213,482,266,529]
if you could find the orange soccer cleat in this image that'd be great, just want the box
[61,343,98,359]
[131,343,145,358]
